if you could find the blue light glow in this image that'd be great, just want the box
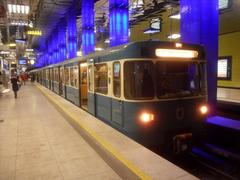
[109,0,129,47]
[67,7,77,59]
[180,0,218,115]
[82,0,95,56]
[58,21,67,62]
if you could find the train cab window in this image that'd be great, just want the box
[156,62,201,98]
[88,65,94,91]
[95,64,108,94]
[64,68,70,85]
[124,61,154,100]
[113,62,121,97]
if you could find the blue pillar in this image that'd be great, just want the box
[109,0,129,47]
[58,20,67,61]
[67,7,77,59]
[82,0,95,56]
[180,0,218,115]
[53,29,59,63]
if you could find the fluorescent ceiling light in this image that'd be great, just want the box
[168,34,181,39]
[155,49,198,58]
[8,43,16,47]
[12,5,16,13]
[26,49,34,52]
[8,4,12,13]
[21,5,25,14]
[104,39,110,43]
[169,13,181,19]
[95,47,103,51]
[143,28,160,34]
[17,5,20,13]
[30,59,35,65]
[25,6,29,14]
[7,4,30,14]
[77,51,82,57]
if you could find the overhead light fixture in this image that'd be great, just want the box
[95,47,103,51]
[77,51,82,57]
[8,4,12,13]
[30,59,35,65]
[26,49,34,52]
[8,43,16,47]
[7,4,30,15]
[169,12,181,19]
[143,28,160,34]
[168,34,181,39]
[104,39,110,43]
[15,39,26,43]
[27,30,42,36]
[11,20,28,26]
[0,51,10,54]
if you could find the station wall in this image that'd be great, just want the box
[218,31,240,88]
[130,9,180,42]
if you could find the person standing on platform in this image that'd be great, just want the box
[11,73,19,98]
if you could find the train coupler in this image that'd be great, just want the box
[173,133,192,154]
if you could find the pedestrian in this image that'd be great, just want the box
[10,73,20,98]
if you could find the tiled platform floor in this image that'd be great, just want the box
[0,83,120,180]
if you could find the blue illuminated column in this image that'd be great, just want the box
[49,36,52,65]
[67,7,77,59]
[58,20,67,61]
[82,0,95,56]
[180,0,218,115]
[53,28,59,63]
[109,0,129,47]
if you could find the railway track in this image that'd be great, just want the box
[153,146,240,179]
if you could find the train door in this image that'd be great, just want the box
[79,62,88,110]
[87,63,95,115]
[59,66,63,96]
[111,61,123,126]
[48,69,51,89]
[51,68,54,91]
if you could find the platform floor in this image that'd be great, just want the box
[0,83,120,180]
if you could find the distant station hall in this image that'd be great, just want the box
[0,0,240,179]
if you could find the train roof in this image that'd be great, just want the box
[33,41,205,70]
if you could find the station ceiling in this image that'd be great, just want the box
[0,0,239,49]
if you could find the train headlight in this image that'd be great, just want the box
[140,113,154,123]
[200,105,208,115]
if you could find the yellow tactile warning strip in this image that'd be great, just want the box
[36,84,152,180]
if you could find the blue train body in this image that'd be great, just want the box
[34,41,208,152]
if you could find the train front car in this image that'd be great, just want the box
[121,41,207,153]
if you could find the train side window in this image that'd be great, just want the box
[95,63,108,94]
[64,67,70,85]
[56,68,59,82]
[113,62,121,97]
[88,65,94,91]
[73,66,78,88]
[70,67,74,86]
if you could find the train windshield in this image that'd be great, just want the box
[156,61,201,99]
[124,61,154,100]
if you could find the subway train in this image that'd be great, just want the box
[33,41,208,153]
